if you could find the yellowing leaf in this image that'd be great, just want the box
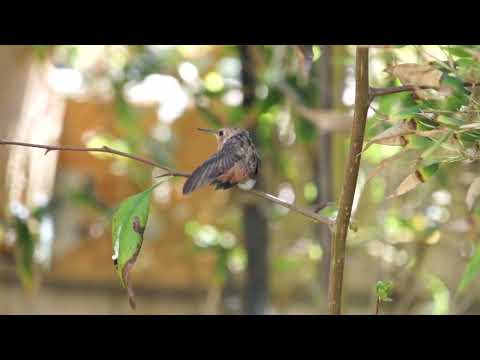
[388,163,439,199]
[466,177,480,211]
[385,63,443,88]
[388,171,424,199]
[366,149,419,184]
[364,119,416,151]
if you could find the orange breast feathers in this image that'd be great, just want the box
[216,163,249,184]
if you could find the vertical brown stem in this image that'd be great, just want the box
[327,47,370,315]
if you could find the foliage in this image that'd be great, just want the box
[375,280,393,302]
[4,44,480,314]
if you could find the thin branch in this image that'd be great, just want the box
[370,85,434,99]
[246,189,334,227]
[0,139,332,226]
[0,140,189,177]
[328,47,370,315]
[370,82,474,100]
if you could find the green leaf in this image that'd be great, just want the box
[441,45,472,58]
[418,162,440,179]
[420,130,453,159]
[436,115,464,128]
[441,75,469,98]
[406,135,433,150]
[112,184,158,309]
[375,280,394,302]
[459,129,480,142]
[415,116,439,131]
[390,106,422,122]
[14,216,35,291]
[457,58,480,83]
[458,245,480,292]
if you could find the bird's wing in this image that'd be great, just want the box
[182,140,241,195]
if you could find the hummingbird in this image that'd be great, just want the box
[182,127,261,195]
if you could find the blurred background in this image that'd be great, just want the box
[0,45,478,314]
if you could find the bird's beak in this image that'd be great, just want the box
[197,128,217,135]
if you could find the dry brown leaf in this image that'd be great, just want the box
[385,63,443,88]
[366,149,419,184]
[364,119,417,151]
[466,177,480,211]
[387,171,423,199]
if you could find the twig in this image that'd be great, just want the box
[370,85,436,99]
[246,189,334,227]
[0,140,189,177]
[327,47,370,315]
[370,82,474,100]
[0,139,332,226]
[375,297,381,315]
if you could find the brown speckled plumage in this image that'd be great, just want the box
[182,128,261,195]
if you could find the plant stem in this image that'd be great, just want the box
[247,189,333,227]
[0,140,189,177]
[370,82,474,100]
[375,297,381,315]
[327,46,370,315]
[0,139,332,226]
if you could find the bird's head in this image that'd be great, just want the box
[197,127,245,149]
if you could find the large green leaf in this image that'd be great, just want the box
[112,184,158,309]
[458,245,480,293]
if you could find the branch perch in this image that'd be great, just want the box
[0,139,332,226]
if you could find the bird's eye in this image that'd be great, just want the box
[219,130,224,136]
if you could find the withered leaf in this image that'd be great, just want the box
[387,171,424,199]
[385,63,443,88]
[387,163,439,199]
[364,119,417,151]
[366,149,419,184]
[466,177,480,211]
